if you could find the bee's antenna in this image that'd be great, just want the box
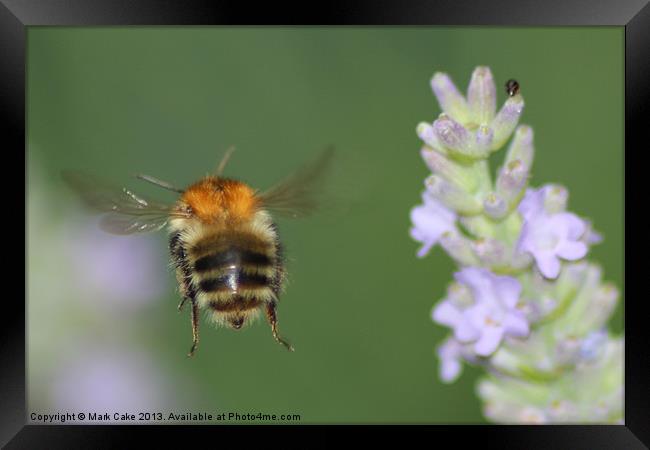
[215,146,236,177]
[135,173,184,193]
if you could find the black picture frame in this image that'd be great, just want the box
[6,0,648,447]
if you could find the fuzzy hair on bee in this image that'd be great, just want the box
[62,147,334,357]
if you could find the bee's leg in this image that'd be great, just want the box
[265,300,294,352]
[170,232,200,357]
[188,299,200,357]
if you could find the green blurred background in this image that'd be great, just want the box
[27,27,623,423]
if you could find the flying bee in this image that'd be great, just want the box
[505,79,520,97]
[63,147,334,357]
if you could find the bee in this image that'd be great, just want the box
[63,147,333,357]
[505,79,520,97]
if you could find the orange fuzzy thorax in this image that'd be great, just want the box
[181,177,258,224]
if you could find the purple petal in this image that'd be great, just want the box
[518,188,544,220]
[410,227,435,258]
[556,212,586,239]
[409,226,424,242]
[440,356,461,383]
[463,301,488,322]
[586,229,603,245]
[494,276,522,308]
[454,267,489,294]
[474,326,504,356]
[410,204,434,230]
[535,252,561,279]
[409,196,456,256]
[432,301,462,327]
[415,193,457,226]
[503,313,529,337]
[455,319,480,343]
[416,241,435,258]
[437,338,463,383]
[556,241,588,260]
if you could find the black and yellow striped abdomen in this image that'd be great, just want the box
[171,221,284,329]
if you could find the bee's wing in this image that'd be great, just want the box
[61,170,187,235]
[257,147,335,218]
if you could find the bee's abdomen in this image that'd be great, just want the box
[188,231,281,308]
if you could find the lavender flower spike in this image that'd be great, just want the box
[411,66,622,424]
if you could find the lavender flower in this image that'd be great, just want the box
[66,218,167,309]
[433,268,529,356]
[411,66,623,424]
[50,346,171,423]
[517,186,588,278]
[410,191,456,258]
